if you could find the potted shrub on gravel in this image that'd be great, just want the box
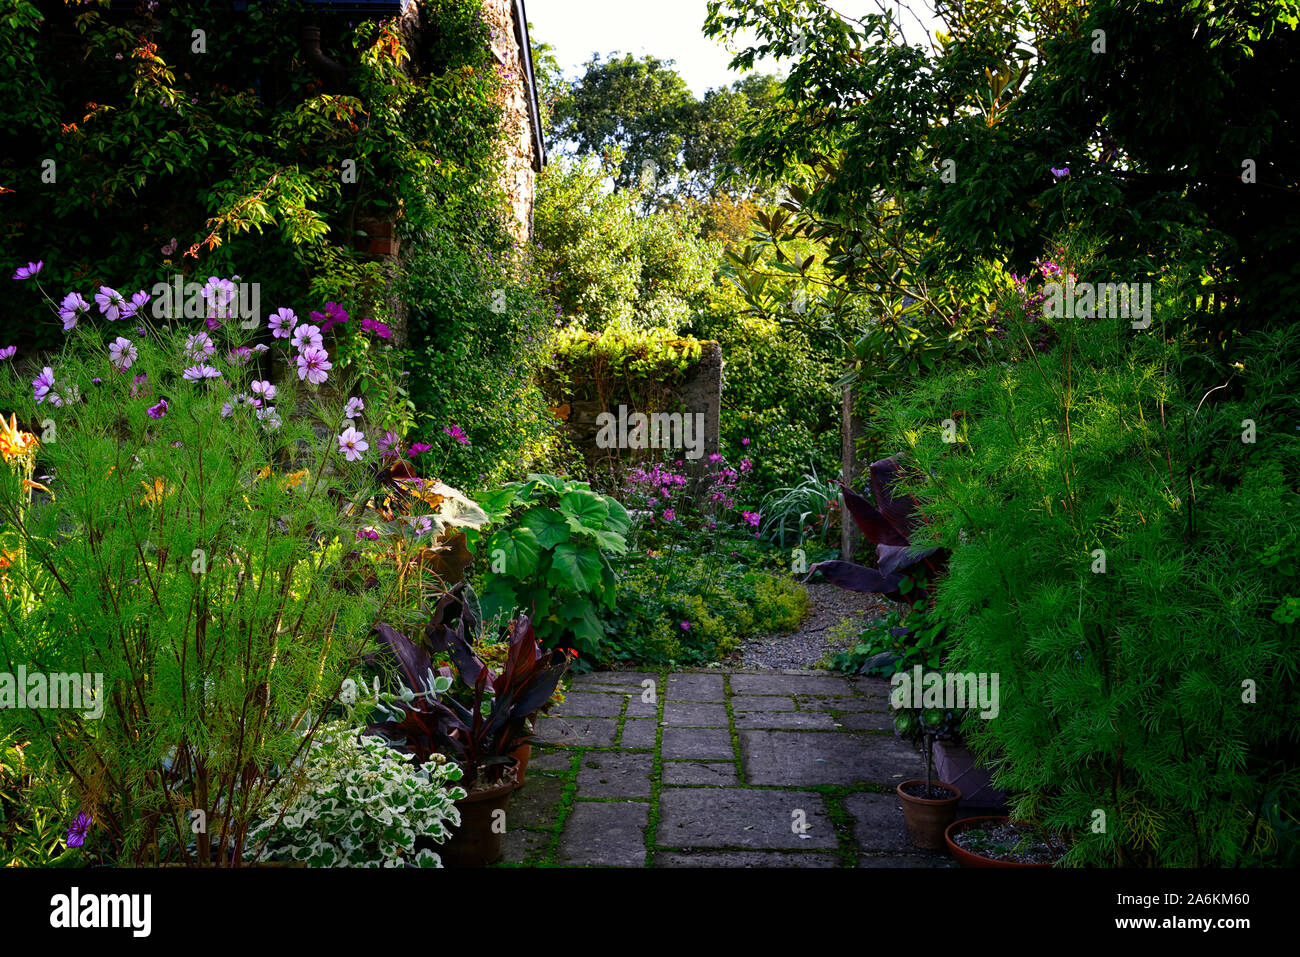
[944,816,1067,868]
[366,592,569,866]
[893,706,961,850]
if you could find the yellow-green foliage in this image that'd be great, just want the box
[541,326,711,407]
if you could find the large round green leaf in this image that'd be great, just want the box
[521,507,570,549]
[488,526,540,578]
[547,542,603,592]
[560,490,609,534]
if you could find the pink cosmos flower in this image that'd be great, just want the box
[361,318,391,339]
[185,332,215,361]
[741,437,751,446]
[33,367,55,403]
[663,509,676,522]
[408,442,432,456]
[739,458,753,472]
[357,528,380,541]
[256,405,281,431]
[376,430,400,456]
[122,290,150,319]
[344,396,364,419]
[312,301,348,333]
[742,511,761,528]
[12,261,43,281]
[130,374,148,398]
[680,621,691,631]
[183,364,221,381]
[338,426,368,462]
[95,286,126,321]
[269,308,297,339]
[59,292,89,331]
[442,425,469,445]
[296,346,332,385]
[0,346,16,360]
[251,380,276,402]
[291,323,323,351]
[108,336,137,372]
[147,398,168,419]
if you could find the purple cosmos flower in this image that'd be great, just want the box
[108,336,137,372]
[203,277,236,318]
[185,332,215,361]
[130,374,148,398]
[122,289,150,319]
[228,346,252,364]
[253,343,270,354]
[376,430,400,456]
[680,621,691,631]
[442,425,469,445]
[66,812,92,849]
[344,396,364,419]
[205,317,223,332]
[290,324,323,352]
[147,398,168,419]
[663,508,676,522]
[269,308,297,339]
[1051,167,1069,179]
[251,380,276,402]
[295,346,332,385]
[357,528,380,541]
[13,260,43,281]
[33,367,55,404]
[708,453,723,464]
[742,511,761,528]
[741,437,751,446]
[739,458,753,473]
[95,286,127,321]
[0,345,16,360]
[312,301,348,333]
[407,515,434,537]
[338,426,368,462]
[360,318,391,339]
[256,405,281,431]
[183,364,221,381]
[161,237,177,256]
[59,292,90,331]
[408,442,432,456]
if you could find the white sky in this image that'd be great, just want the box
[526,0,941,96]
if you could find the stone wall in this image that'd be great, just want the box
[483,0,540,242]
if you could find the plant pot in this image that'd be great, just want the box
[944,815,1058,868]
[896,779,962,850]
[439,766,517,868]
[510,742,531,788]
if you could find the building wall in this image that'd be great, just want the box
[483,0,538,242]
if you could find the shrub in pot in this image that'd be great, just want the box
[893,705,961,850]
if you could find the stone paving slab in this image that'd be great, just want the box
[740,729,923,786]
[842,790,913,853]
[500,827,553,864]
[558,802,649,866]
[507,774,568,829]
[661,760,740,786]
[663,701,729,727]
[657,788,838,850]
[533,716,619,748]
[661,726,734,760]
[551,691,627,717]
[577,752,654,798]
[527,749,574,773]
[654,850,840,868]
[836,711,895,732]
[572,671,659,687]
[729,674,857,696]
[797,694,891,713]
[619,718,658,748]
[732,695,796,712]
[734,710,839,730]
[624,693,659,717]
[666,673,727,701]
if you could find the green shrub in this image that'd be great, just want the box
[879,267,1300,866]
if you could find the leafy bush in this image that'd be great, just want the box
[246,724,465,868]
[879,270,1300,866]
[469,474,630,657]
[605,548,809,666]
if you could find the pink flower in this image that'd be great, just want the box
[357,528,380,541]
[338,426,369,462]
[256,405,281,431]
[251,380,276,402]
[33,367,55,404]
[59,292,89,331]
[741,437,751,446]
[376,430,400,456]
[311,301,348,333]
[12,261,43,281]
[708,453,723,464]
[442,424,469,445]
[742,511,760,528]
[182,364,221,381]
[291,324,323,351]
[680,621,691,631]
[361,318,391,339]
[108,336,137,372]
[185,332,215,361]
[130,374,148,398]
[0,346,16,360]
[296,346,332,385]
[228,346,253,364]
[739,458,753,472]
[344,396,364,419]
[663,509,676,522]
[269,308,297,339]
[408,442,433,456]
[95,286,126,321]
[147,398,168,419]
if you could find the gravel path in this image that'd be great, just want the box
[732,582,896,670]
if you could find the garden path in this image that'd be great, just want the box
[498,670,954,867]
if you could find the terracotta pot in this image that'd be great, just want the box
[510,742,531,788]
[896,779,962,850]
[439,765,517,868]
[944,815,1056,868]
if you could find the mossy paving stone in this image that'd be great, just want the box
[729,673,857,696]
[624,693,659,718]
[740,729,923,786]
[797,692,891,713]
[656,788,838,850]
[572,671,659,688]
[505,773,568,829]
[498,827,553,865]
[550,691,626,718]
[654,850,841,868]
[576,751,654,799]
[557,801,649,866]
[662,701,729,727]
[840,791,917,853]
[665,673,727,701]
[527,748,575,773]
[731,695,797,712]
[733,710,839,730]
[532,716,619,748]
[835,711,895,732]
[661,726,734,760]
[620,718,658,748]
[661,760,739,786]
